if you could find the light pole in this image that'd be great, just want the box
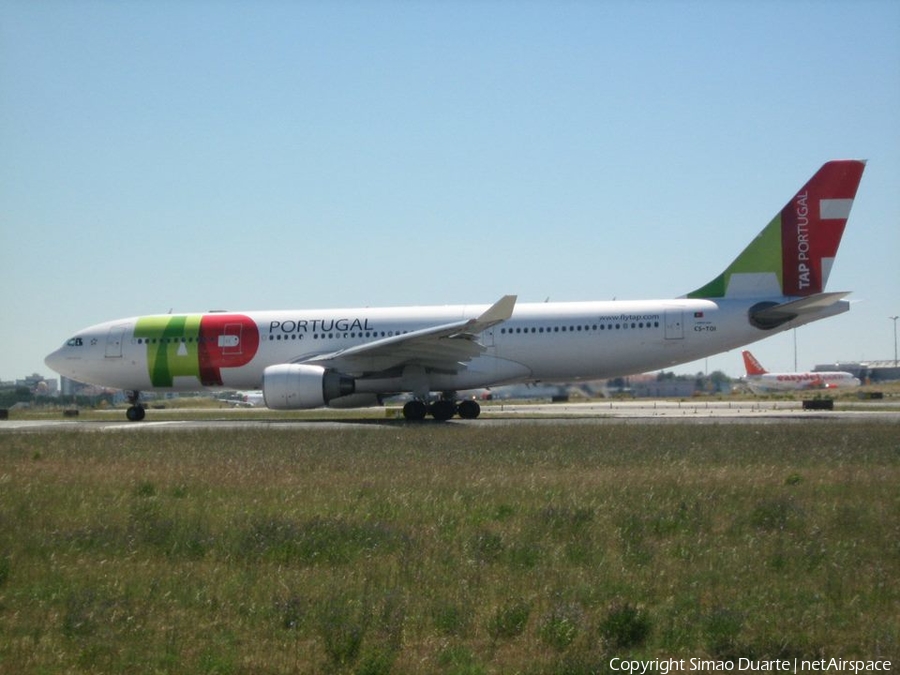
[793,328,798,371]
[891,316,899,367]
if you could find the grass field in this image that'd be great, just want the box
[1,423,898,673]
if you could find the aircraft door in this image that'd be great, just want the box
[219,322,244,355]
[104,324,128,358]
[665,309,684,340]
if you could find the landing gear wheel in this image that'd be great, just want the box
[402,400,428,421]
[457,399,481,419]
[430,399,457,421]
[125,391,145,422]
[126,405,146,422]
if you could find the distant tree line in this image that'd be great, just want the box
[0,387,115,409]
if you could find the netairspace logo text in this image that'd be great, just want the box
[609,658,892,675]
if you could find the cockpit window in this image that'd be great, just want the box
[66,337,84,347]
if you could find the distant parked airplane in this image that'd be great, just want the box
[45,160,866,421]
[224,390,265,407]
[741,350,860,394]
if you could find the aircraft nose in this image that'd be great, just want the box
[44,348,61,373]
[44,346,68,375]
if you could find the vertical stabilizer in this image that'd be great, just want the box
[688,160,865,299]
[742,350,768,376]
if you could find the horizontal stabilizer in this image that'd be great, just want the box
[749,292,849,329]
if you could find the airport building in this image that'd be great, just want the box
[813,361,900,383]
[9,373,59,396]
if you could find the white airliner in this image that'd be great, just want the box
[45,160,866,421]
[741,350,860,394]
[224,390,266,407]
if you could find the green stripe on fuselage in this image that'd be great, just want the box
[134,315,202,387]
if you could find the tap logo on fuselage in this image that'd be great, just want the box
[134,314,260,387]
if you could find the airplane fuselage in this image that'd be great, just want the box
[45,296,846,396]
[744,371,860,394]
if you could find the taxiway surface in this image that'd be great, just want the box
[3,399,899,432]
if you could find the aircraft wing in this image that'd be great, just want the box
[300,294,517,375]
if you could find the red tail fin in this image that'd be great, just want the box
[687,160,865,299]
[742,350,768,376]
[780,160,865,296]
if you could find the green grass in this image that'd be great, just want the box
[1,423,898,673]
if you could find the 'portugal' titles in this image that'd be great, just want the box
[268,317,375,335]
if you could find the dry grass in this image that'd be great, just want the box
[0,423,898,673]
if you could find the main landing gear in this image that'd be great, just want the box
[401,395,481,421]
[125,391,145,422]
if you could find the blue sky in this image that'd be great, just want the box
[2,0,898,383]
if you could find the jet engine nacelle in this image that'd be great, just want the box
[262,364,355,410]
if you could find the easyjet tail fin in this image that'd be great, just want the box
[742,351,768,376]
[687,160,865,299]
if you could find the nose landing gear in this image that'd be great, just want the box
[125,391,145,421]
